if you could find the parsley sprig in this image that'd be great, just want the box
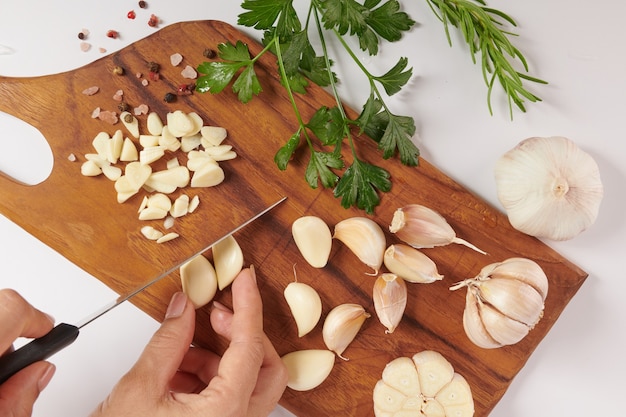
[196,0,546,213]
[425,0,547,117]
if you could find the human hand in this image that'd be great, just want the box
[0,289,57,417]
[91,266,288,417]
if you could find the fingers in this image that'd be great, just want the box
[169,347,221,393]
[0,361,55,417]
[207,268,288,416]
[120,292,196,396]
[0,289,55,354]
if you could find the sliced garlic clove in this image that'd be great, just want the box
[139,134,161,148]
[322,303,370,360]
[92,131,110,159]
[156,232,179,243]
[180,254,218,309]
[119,137,139,161]
[212,235,244,290]
[284,281,322,337]
[412,350,454,398]
[108,130,124,164]
[281,349,335,391]
[383,244,443,284]
[124,161,152,191]
[373,379,405,414]
[170,194,190,218]
[191,163,225,188]
[373,273,407,334]
[167,110,195,137]
[201,126,227,147]
[334,217,386,275]
[147,193,172,212]
[389,204,486,255]
[139,146,166,165]
[120,112,140,138]
[181,134,202,152]
[147,112,164,135]
[80,160,102,176]
[435,373,474,416]
[292,216,332,268]
[495,136,603,241]
[140,225,164,240]
[381,357,421,397]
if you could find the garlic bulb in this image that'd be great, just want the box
[322,303,370,360]
[373,273,407,334]
[334,217,386,275]
[373,350,474,417]
[281,349,335,391]
[284,281,322,337]
[450,257,549,349]
[495,136,603,241]
[292,216,332,268]
[389,204,486,255]
[383,244,443,284]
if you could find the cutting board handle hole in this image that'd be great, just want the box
[0,111,53,185]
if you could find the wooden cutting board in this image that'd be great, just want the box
[0,20,586,416]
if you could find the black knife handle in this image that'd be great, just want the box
[0,323,79,385]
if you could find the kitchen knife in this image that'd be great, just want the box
[0,196,286,385]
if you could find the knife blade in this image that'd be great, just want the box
[0,196,286,385]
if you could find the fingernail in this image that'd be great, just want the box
[212,300,231,312]
[249,264,257,283]
[165,292,187,319]
[38,363,56,391]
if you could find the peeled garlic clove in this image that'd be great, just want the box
[389,204,486,255]
[334,217,386,275]
[322,303,370,360]
[381,357,421,397]
[180,254,218,309]
[281,349,335,391]
[212,235,244,290]
[372,379,405,414]
[495,136,603,241]
[435,373,475,417]
[383,244,443,284]
[292,216,332,268]
[412,350,454,398]
[284,281,322,337]
[373,273,407,334]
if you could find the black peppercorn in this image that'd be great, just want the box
[164,92,176,103]
[147,61,160,73]
[78,32,85,40]
[112,65,125,76]
[138,0,147,8]
[118,102,130,113]
[123,112,134,123]
[203,48,216,59]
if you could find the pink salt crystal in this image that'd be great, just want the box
[134,104,149,115]
[135,72,142,78]
[91,107,101,118]
[98,110,118,125]
[80,42,91,52]
[82,86,99,96]
[112,89,124,101]
[141,79,149,86]
[170,53,183,66]
[99,47,107,53]
[181,65,197,79]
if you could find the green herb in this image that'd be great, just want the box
[425,0,547,117]
[196,0,545,214]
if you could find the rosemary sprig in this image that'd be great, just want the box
[425,0,548,117]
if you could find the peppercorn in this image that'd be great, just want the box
[138,0,147,8]
[148,14,159,27]
[106,30,119,39]
[78,32,85,40]
[112,66,125,76]
[163,92,176,103]
[147,61,159,73]
[203,48,216,59]
[120,104,132,115]
[127,10,136,19]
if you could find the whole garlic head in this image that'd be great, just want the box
[495,136,603,241]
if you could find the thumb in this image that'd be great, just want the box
[0,361,55,417]
[124,292,195,394]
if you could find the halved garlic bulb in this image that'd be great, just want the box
[383,244,443,284]
[284,281,322,337]
[322,303,370,360]
[334,217,386,275]
[450,257,549,349]
[180,254,218,309]
[212,235,244,290]
[373,273,407,334]
[373,350,474,417]
[281,349,335,391]
[495,136,603,241]
[292,216,332,268]
[389,204,486,254]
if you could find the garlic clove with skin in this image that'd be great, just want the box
[322,303,370,360]
[383,244,443,284]
[389,204,486,255]
[373,273,407,334]
[495,136,603,241]
[334,217,386,275]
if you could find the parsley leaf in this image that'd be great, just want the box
[274,129,301,170]
[334,159,391,215]
[307,106,345,146]
[239,0,301,39]
[373,56,412,96]
[305,151,343,188]
[365,0,415,43]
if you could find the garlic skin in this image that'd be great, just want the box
[373,350,474,417]
[495,136,603,241]
[384,244,443,284]
[373,273,407,334]
[212,235,244,290]
[284,282,322,337]
[322,303,370,360]
[281,349,335,391]
[292,216,332,268]
[389,204,486,255]
[334,217,386,275]
[451,257,549,349]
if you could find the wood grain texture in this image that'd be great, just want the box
[0,21,587,416]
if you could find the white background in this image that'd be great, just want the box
[0,1,624,416]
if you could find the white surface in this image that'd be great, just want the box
[0,1,623,416]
